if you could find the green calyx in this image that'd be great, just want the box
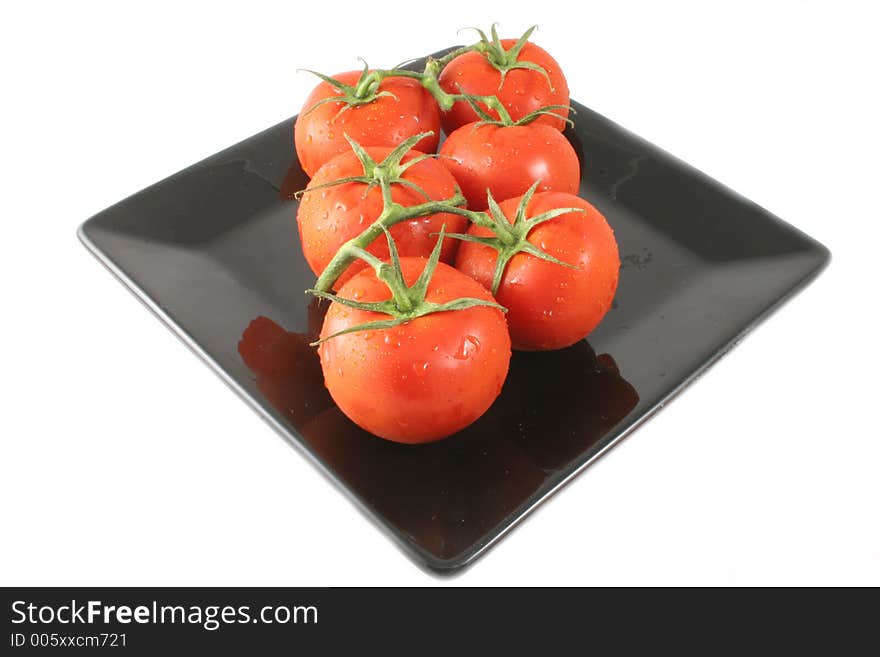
[298,24,555,125]
[307,226,505,344]
[295,131,438,202]
[466,24,554,91]
[300,58,398,120]
[445,181,583,295]
[464,97,574,128]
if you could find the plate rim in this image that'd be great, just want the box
[77,98,831,575]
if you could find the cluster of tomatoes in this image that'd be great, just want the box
[291,26,620,444]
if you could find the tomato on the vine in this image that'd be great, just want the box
[439,120,580,210]
[297,135,467,290]
[288,25,626,445]
[454,188,619,351]
[294,69,440,177]
[438,28,569,133]
[316,252,511,444]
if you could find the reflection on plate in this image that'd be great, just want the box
[238,308,638,560]
[79,50,829,572]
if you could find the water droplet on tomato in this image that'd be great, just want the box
[454,334,481,360]
[413,361,429,375]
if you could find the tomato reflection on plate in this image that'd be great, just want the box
[238,307,639,559]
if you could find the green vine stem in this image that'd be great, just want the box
[307,226,505,344]
[299,24,554,124]
[299,135,583,295]
[297,131,471,293]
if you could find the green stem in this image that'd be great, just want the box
[313,193,466,292]
[332,42,516,121]
[378,268,413,312]
[354,72,379,97]
[435,45,478,67]
[303,25,552,124]
[309,227,506,345]
[444,182,582,295]
[400,56,514,123]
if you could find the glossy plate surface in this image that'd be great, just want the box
[79,54,829,573]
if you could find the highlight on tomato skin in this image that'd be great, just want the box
[439,39,570,134]
[296,146,467,290]
[455,191,620,351]
[317,257,512,444]
[438,122,580,210]
[294,71,440,177]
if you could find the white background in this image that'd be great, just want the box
[2,1,878,586]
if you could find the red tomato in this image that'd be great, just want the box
[438,39,569,133]
[297,146,467,289]
[439,122,580,210]
[455,191,619,351]
[318,258,511,443]
[294,71,440,177]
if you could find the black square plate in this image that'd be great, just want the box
[79,54,829,574]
